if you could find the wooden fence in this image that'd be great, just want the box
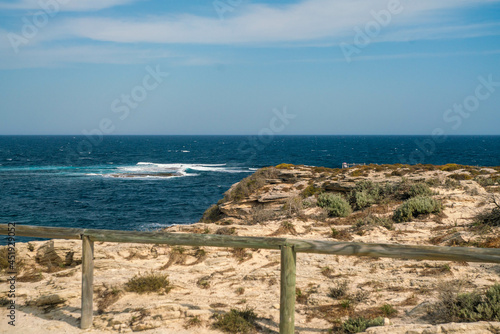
[2,224,500,333]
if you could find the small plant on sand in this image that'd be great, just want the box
[330,227,353,241]
[97,285,122,314]
[328,280,350,299]
[393,196,442,223]
[125,271,172,294]
[355,215,393,231]
[216,227,237,235]
[184,316,202,329]
[339,316,384,333]
[318,193,352,217]
[212,307,258,334]
[380,304,397,317]
[432,283,500,322]
[473,196,500,227]
[197,276,211,289]
[449,173,473,180]
[270,221,297,236]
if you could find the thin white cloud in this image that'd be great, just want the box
[0,0,138,12]
[45,0,500,44]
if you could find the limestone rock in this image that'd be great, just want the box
[35,240,82,267]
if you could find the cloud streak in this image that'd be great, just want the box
[0,0,138,12]
[47,0,499,45]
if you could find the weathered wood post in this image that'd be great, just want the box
[81,235,94,329]
[280,244,296,334]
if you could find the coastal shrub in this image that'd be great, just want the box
[282,196,303,217]
[184,316,202,329]
[201,204,223,223]
[444,178,461,189]
[328,280,349,299]
[270,221,297,236]
[317,193,352,217]
[380,304,397,317]
[0,247,24,272]
[407,183,433,198]
[341,316,384,333]
[276,163,294,170]
[330,227,353,240]
[475,176,500,188]
[433,283,500,322]
[212,307,258,334]
[474,197,500,227]
[440,164,463,172]
[349,190,376,210]
[251,206,276,224]
[97,285,122,314]
[393,196,442,223]
[301,184,321,198]
[351,169,368,177]
[224,167,277,202]
[125,272,172,294]
[449,173,473,181]
[216,227,236,235]
[355,215,393,231]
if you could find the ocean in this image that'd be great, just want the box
[1,135,499,244]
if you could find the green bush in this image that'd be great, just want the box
[351,191,376,210]
[317,193,352,217]
[449,173,473,180]
[212,307,258,334]
[393,196,442,223]
[434,283,500,322]
[301,184,321,198]
[125,272,172,294]
[407,183,433,198]
[475,176,500,187]
[341,316,384,333]
[201,204,223,223]
[380,304,397,317]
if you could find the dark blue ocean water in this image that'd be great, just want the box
[1,135,499,244]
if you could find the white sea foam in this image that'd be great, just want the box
[129,162,251,174]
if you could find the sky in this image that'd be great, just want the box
[0,0,499,135]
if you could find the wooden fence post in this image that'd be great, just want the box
[81,235,94,329]
[280,244,296,334]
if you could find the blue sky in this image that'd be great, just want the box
[0,0,499,135]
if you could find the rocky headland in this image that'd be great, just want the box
[1,163,500,333]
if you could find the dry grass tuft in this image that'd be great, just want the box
[269,221,297,236]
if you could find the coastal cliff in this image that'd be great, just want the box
[1,163,500,333]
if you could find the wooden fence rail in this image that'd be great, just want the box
[2,224,500,333]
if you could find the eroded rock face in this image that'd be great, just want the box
[36,240,82,267]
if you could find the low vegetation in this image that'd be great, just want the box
[393,196,442,223]
[474,196,500,227]
[97,285,122,314]
[125,271,172,294]
[317,193,352,217]
[212,307,258,334]
[432,283,500,322]
[334,316,384,333]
